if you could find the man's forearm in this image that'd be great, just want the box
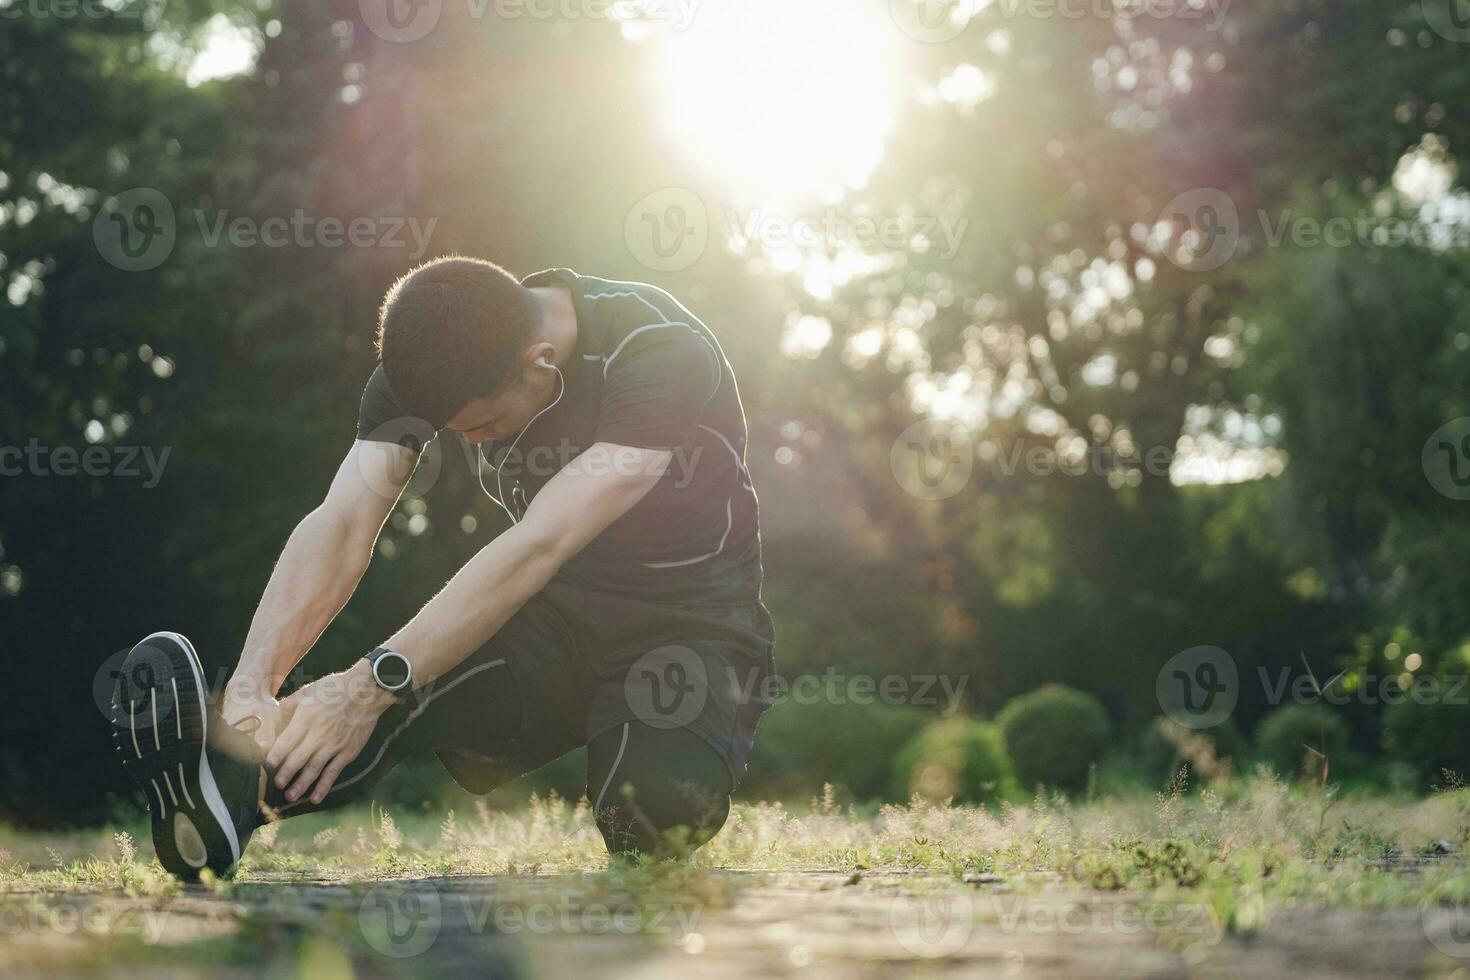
[384,518,566,690]
[228,507,375,700]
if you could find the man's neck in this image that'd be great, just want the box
[530,286,578,369]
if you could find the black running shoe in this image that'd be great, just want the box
[110,632,262,881]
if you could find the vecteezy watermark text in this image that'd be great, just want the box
[1156,188,1469,272]
[622,187,970,273]
[620,649,971,731]
[357,883,701,957]
[888,0,1231,44]
[357,0,700,44]
[0,0,167,27]
[94,188,438,272]
[194,210,437,260]
[733,667,969,711]
[0,901,171,945]
[889,419,1269,501]
[1157,644,1468,729]
[0,440,170,488]
[725,208,970,262]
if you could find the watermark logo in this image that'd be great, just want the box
[1157,188,1239,272]
[94,188,176,272]
[106,644,181,737]
[889,0,979,42]
[1424,0,1470,43]
[355,419,444,501]
[1423,418,1470,500]
[359,885,443,958]
[1423,902,1470,958]
[624,645,708,729]
[625,187,709,273]
[1156,646,1238,730]
[359,0,443,42]
[891,419,974,500]
[95,647,133,725]
[888,890,974,957]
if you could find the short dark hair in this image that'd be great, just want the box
[375,256,539,427]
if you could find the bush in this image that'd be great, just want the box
[1136,717,1245,789]
[1382,697,1470,788]
[744,694,929,802]
[996,685,1111,793]
[1254,704,1349,780]
[892,716,1018,805]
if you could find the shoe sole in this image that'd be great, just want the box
[110,631,241,880]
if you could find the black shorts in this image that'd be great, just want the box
[431,577,777,794]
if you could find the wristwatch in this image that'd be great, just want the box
[364,646,414,696]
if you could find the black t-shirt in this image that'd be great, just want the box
[356,268,764,603]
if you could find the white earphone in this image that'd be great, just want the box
[479,355,565,524]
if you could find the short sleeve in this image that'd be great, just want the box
[594,327,721,452]
[356,365,439,454]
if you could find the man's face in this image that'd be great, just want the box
[445,366,554,445]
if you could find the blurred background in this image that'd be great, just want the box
[4,0,1470,827]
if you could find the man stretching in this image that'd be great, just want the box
[110,259,775,879]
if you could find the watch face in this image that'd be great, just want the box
[373,652,412,692]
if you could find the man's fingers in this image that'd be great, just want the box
[311,755,350,805]
[275,735,322,791]
[286,749,329,802]
[268,715,312,783]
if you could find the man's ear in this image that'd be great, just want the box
[526,341,556,370]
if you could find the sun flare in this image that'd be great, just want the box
[654,0,905,203]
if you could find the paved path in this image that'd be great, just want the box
[1,870,1461,978]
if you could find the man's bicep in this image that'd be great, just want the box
[320,440,417,547]
[522,442,672,562]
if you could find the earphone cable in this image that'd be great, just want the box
[478,361,566,525]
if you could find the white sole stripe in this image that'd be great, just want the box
[129,701,142,759]
[178,763,196,810]
[150,689,161,751]
[594,722,631,813]
[150,778,167,817]
[163,770,179,807]
[170,677,183,740]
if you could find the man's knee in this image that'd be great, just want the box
[595,780,730,860]
[587,723,732,860]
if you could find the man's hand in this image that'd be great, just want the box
[266,661,395,805]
